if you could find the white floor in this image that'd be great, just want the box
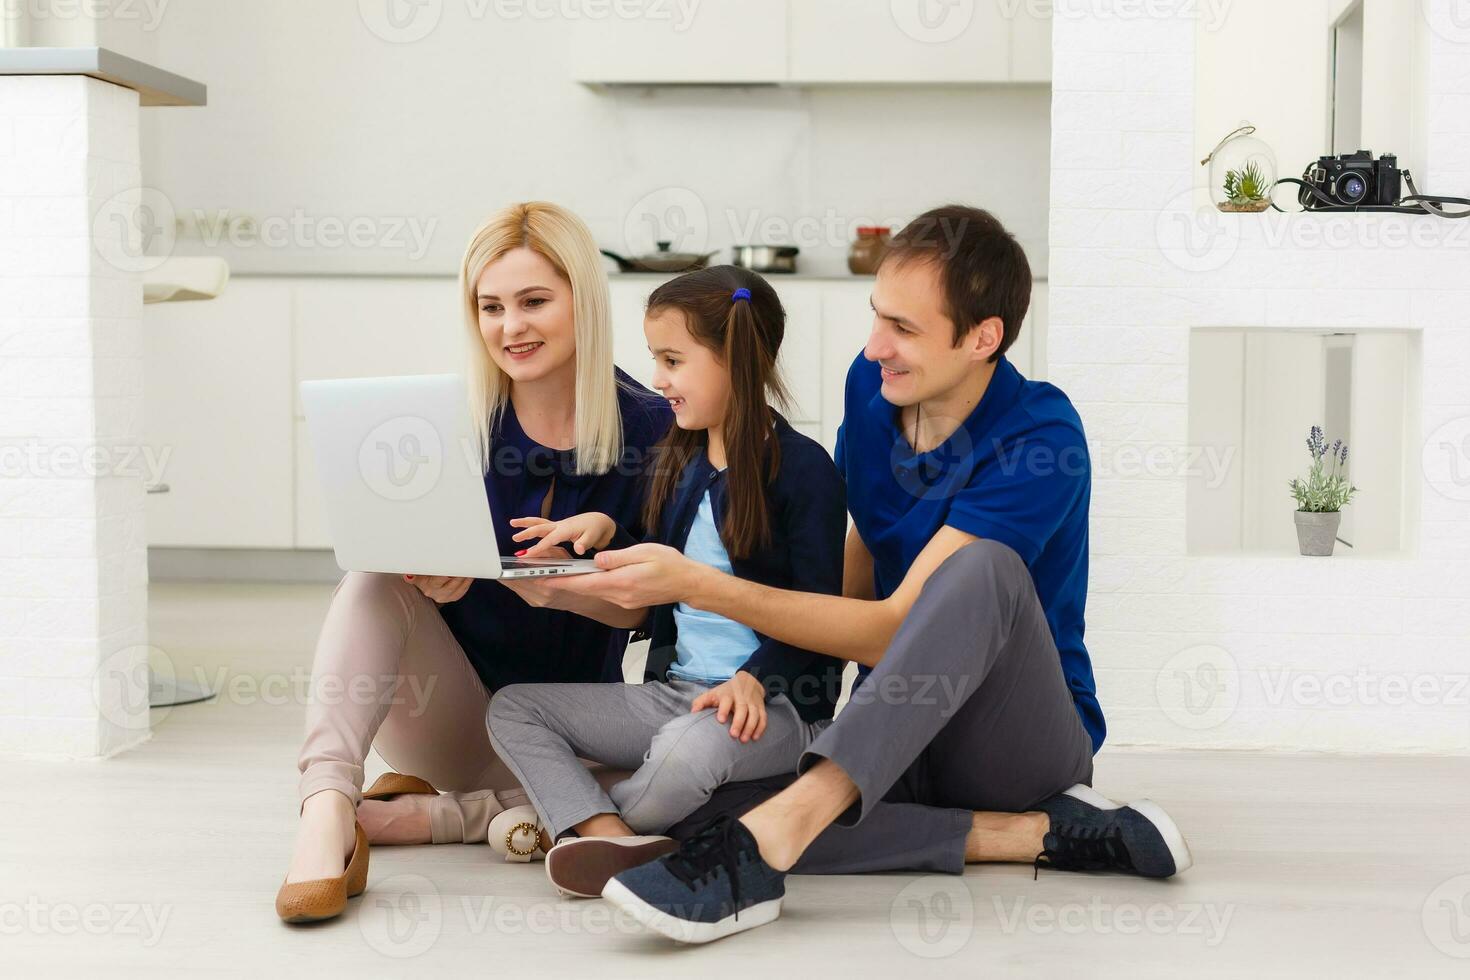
[4,581,1468,978]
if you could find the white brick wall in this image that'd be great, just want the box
[1051,4,1470,753]
[0,76,150,759]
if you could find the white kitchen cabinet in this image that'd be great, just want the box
[570,0,788,84]
[788,0,1010,83]
[292,278,466,418]
[294,418,332,549]
[143,280,295,548]
[1009,5,1052,83]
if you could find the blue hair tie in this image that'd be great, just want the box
[731,287,751,302]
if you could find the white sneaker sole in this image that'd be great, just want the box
[1060,783,1193,876]
[1128,798,1194,875]
[601,878,782,944]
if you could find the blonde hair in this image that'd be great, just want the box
[459,201,623,475]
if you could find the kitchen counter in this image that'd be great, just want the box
[0,46,205,106]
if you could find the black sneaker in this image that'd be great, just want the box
[1034,784,1193,879]
[601,816,785,944]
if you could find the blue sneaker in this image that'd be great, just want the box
[601,816,785,944]
[1034,784,1193,879]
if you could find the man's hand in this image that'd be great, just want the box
[689,670,768,742]
[404,574,473,604]
[540,543,707,608]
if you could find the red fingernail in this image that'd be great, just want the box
[405,574,414,579]
[515,549,526,556]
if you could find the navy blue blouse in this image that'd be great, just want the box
[438,368,672,692]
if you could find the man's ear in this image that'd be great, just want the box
[967,315,1005,362]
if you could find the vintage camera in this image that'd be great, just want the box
[1301,150,1402,208]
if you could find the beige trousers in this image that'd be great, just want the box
[296,570,534,843]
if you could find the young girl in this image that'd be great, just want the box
[485,265,848,898]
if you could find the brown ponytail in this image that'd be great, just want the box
[641,266,793,560]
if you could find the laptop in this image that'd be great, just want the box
[300,374,600,580]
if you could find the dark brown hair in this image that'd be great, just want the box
[879,204,1032,360]
[641,266,792,560]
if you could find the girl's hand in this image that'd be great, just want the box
[404,574,473,604]
[509,513,617,557]
[689,670,768,743]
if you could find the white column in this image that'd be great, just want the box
[0,74,151,758]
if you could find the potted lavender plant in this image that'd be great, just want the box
[1288,426,1360,556]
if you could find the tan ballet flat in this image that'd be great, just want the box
[363,772,438,800]
[275,821,369,924]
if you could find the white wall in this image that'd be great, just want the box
[1053,3,1470,754]
[1195,0,1426,197]
[135,0,1052,278]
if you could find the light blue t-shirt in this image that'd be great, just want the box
[668,488,761,684]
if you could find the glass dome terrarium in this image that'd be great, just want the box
[1203,123,1278,213]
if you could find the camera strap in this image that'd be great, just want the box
[1271,169,1470,218]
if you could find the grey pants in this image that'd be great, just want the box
[486,677,819,837]
[669,539,1096,874]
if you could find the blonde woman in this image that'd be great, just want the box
[276,202,671,923]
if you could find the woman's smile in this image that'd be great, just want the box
[505,340,545,360]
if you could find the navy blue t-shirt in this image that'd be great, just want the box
[438,369,672,692]
[835,353,1104,751]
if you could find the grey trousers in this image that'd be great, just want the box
[486,677,819,837]
[668,539,1096,875]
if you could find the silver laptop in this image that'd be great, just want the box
[300,374,599,580]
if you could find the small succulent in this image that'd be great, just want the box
[1223,160,1269,205]
[1288,425,1359,513]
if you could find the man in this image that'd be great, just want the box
[542,205,1191,943]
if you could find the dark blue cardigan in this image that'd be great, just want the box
[605,412,848,723]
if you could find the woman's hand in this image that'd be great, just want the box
[500,576,576,610]
[509,513,617,557]
[404,574,473,604]
[689,670,768,743]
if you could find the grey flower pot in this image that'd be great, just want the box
[1294,510,1342,556]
